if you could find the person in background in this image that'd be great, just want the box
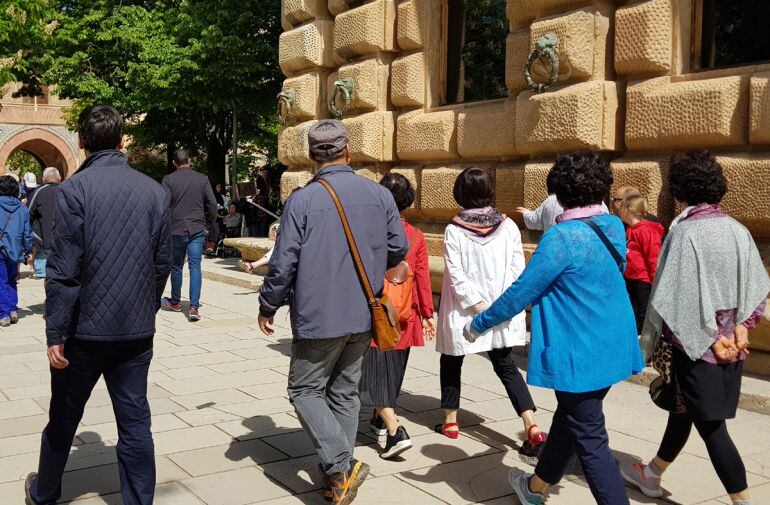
[239,221,279,274]
[612,186,661,225]
[470,151,643,505]
[22,172,38,204]
[516,176,562,232]
[359,173,435,460]
[435,168,546,463]
[617,194,664,333]
[25,105,171,505]
[0,175,33,326]
[214,183,226,240]
[223,202,243,237]
[622,151,770,505]
[258,120,408,504]
[28,167,62,280]
[161,149,218,322]
[224,190,231,210]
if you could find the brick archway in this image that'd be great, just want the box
[0,128,78,177]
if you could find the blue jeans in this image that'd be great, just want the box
[0,254,18,318]
[535,387,630,505]
[31,338,155,505]
[170,231,205,308]
[34,248,49,278]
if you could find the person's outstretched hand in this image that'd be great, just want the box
[516,207,530,215]
[712,336,739,362]
[47,344,69,369]
[258,315,275,336]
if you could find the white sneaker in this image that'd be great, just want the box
[620,462,663,498]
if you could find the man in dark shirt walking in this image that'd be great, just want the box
[28,167,62,279]
[161,149,218,321]
[25,105,172,505]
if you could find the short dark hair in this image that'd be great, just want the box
[549,151,613,209]
[379,173,415,212]
[78,105,123,152]
[0,176,19,197]
[174,149,190,165]
[669,150,727,206]
[453,168,494,209]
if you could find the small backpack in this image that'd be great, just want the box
[383,230,415,323]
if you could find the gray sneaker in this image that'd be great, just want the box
[9,311,18,324]
[0,317,10,327]
[508,468,544,505]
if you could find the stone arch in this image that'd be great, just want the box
[0,127,78,177]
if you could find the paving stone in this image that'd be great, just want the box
[216,413,304,441]
[172,389,255,410]
[0,398,44,420]
[72,482,205,504]
[77,414,189,443]
[156,351,244,370]
[175,408,241,427]
[238,383,288,400]
[215,398,294,418]
[168,439,285,477]
[163,366,221,381]
[156,369,286,396]
[183,466,291,505]
[0,414,49,439]
[153,425,234,456]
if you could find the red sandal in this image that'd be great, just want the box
[434,422,460,439]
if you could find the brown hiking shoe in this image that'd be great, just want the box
[25,472,37,505]
[330,459,370,505]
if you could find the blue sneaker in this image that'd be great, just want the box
[508,468,544,505]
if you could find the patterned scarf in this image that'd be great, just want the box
[452,207,506,236]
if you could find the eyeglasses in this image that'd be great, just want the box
[612,197,624,203]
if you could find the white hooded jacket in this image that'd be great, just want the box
[436,218,527,355]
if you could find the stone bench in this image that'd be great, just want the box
[222,237,273,262]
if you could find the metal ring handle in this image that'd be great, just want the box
[524,33,560,94]
[277,90,295,125]
[329,77,354,119]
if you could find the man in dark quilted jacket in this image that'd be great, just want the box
[25,106,172,505]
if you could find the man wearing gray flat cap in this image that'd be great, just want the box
[258,120,408,504]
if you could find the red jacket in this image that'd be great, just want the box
[624,220,664,284]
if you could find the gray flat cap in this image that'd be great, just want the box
[308,120,349,162]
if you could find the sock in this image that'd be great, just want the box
[645,462,663,478]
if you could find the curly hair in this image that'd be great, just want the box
[548,151,613,209]
[379,173,415,212]
[668,150,727,205]
[0,176,19,198]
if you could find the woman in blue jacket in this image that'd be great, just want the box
[468,151,644,505]
[0,175,34,326]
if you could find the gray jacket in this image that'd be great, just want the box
[259,165,408,340]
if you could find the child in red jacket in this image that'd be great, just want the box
[619,195,665,333]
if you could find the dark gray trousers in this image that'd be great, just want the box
[287,332,371,475]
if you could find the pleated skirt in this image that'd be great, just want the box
[359,346,411,408]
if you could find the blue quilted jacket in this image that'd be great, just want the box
[45,150,172,346]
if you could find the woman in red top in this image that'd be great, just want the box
[619,194,665,333]
[359,173,435,460]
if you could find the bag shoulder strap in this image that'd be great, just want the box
[0,210,15,242]
[317,178,377,305]
[578,217,624,273]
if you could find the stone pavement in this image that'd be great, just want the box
[1,274,769,505]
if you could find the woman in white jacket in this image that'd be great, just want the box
[435,168,545,461]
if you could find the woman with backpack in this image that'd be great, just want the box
[0,175,34,327]
[359,173,435,460]
[435,168,546,463]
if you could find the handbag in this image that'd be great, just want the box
[318,178,401,351]
[649,337,687,413]
[652,338,674,384]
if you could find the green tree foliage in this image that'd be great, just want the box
[11,0,283,183]
[6,150,43,180]
[0,1,57,90]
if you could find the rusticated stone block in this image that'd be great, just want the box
[397,0,427,51]
[343,111,396,162]
[397,110,458,161]
[281,0,330,31]
[523,159,553,210]
[334,0,396,61]
[390,165,421,218]
[516,81,619,155]
[505,30,530,95]
[391,53,425,108]
[281,71,329,124]
[610,157,674,222]
[281,169,314,201]
[457,100,518,159]
[508,0,594,30]
[614,0,672,75]
[717,153,770,238]
[626,76,749,150]
[278,120,316,166]
[420,166,464,220]
[328,56,391,115]
[750,73,770,145]
[279,21,335,76]
[328,0,365,16]
[354,166,389,182]
[494,163,526,221]
[529,6,610,82]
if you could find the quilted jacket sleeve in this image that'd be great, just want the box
[154,192,172,311]
[45,184,85,346]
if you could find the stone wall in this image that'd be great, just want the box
[277,0,770,374]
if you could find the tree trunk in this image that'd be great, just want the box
[166,141,176,175]
[206,137,227,186]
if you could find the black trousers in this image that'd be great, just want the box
[625,279,651,334]
[657,413,747,494]
[439,347,535,415]
[536,388,630,505]
[30,338,155,505]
